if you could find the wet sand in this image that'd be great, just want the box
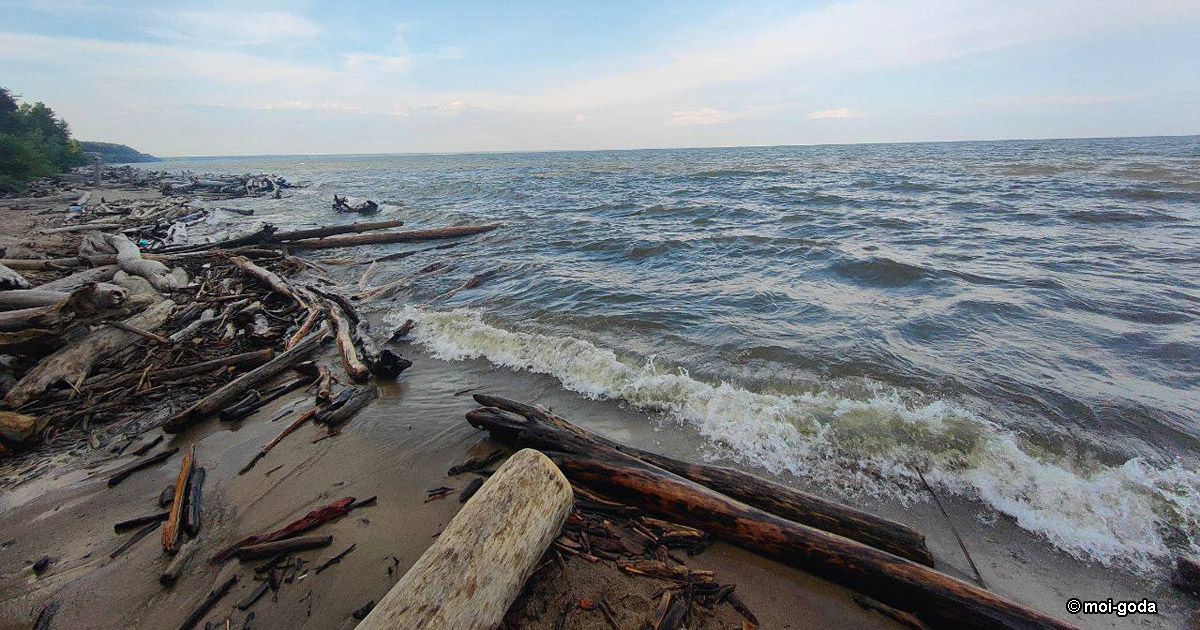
[0,184,1195,629]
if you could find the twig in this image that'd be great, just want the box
[101,320,171,344]
[916,468,986,590]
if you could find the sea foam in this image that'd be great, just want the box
[392,306,1200,574]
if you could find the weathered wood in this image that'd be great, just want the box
[473,394,933,566]
[84,349,272,390]
[162,328,324,433]
[0,282,127,332]
[40,223,122,234]
[314,385,378,428]
[286,223,501,251]
[327,300,369,382]
[101,233,180,292]
[235,534,332,560]
[553,451,1077,630]
[5,299,175,407]
[36,265,119,292]
[274,219,405,242]
[229,255,304,308]
[0,289,68,310]
[162,445,194,553]
[184,467,205,537]
[180,573,238,630]
[358,449,572,630]
[0,411,39,443]
[0,263,32,291]
[218,376,310,422]
[160,537,199,586]
[114,512,169,532]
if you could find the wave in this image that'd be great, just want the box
[390,307,1200,575]
[1063,209,1182,224]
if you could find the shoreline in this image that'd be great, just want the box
[0,170,1193,629]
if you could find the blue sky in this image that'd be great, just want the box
[2,0,1198,156]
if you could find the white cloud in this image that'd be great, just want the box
[807,107,860,119]
[152,11,322,46]
[667,108,741,127]
[342,53,411,73]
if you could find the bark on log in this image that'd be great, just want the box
[357,449,572,630]
[553,451,1077,630]
[5,299,175,407]
[0,289,69,310]
[162,327,325,433]
[473,394,933,566]
[274,219,405,242]
[235,534,332,560]
[0,263,32,290]
[285,223,501,251]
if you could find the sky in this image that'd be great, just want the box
[1,0,1198,156]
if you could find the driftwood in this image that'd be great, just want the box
[0,263,32,291]
[36,265,119,292]
[41,223,123,234]
[212,496,359,562]
[473,394,933,566]
[5,299,175,407]
[235,534,332,560]
[286,224,501,251]
[358,449,572,630]
[0,411,39,443]
[314,385,378,428]
[162,328,324,433]
[114,512,169,532]
[97,233,180,293]
[180,573,238,630]
[0,282,127,332]
[239,405,320,473]
[160,538,199,586]
[553,450,1077,630]
[162,445,194,553]
[332,195,378,214]
[229,255,304,308]
[218,376,310,422]
[184,467,205,536]
[437,266,503,301]
[107,447,180,487]
[109,521,160,560]
[274,219,406,242]
[327,300,369,382]
[84,349,272,390]
[0,289,70,310]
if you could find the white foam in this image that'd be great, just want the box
[393,306,1200,573]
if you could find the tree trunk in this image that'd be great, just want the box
[0,289,69,310]
[274,219,405,242]
[229,255,304,308]
[358,449,572,630]
[4,299,175,407]
[554,450,1077,630]
[472,394,933,566]
[162,327,325,433]
[36,265,119,292]
[286,224,500,251]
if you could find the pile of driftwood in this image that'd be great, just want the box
[91,166,297,199]
[0,193,500,460]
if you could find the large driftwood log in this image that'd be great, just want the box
[274,219,405,242]
[358,449,572,630]
[553,449,1077,630]
[5,299,175,407]
[0,282,128,332]
[0,263,32,291]
[36,265,119,292]
[286,224,501,251]
[89,233,179,293]
[0,289,70,310]
[472,395,933,566]
[162,327,325,433]
[327,300,369,382]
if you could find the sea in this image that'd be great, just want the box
[151,135,1200,577]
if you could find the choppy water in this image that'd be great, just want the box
[155,135,1200,573]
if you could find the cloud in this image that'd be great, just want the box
[342,53,411,73]
[807,107,859,119]
[667,108,742,127]
[151,11,322,46]
[983,93,1135,107]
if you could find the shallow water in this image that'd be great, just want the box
[153,135,1200,574]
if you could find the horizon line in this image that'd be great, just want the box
[136,132,1199,161]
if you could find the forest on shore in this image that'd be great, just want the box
[1,87,156,193]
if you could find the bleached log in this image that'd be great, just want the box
[36,265,119,292]
[274,219,405,242]
[286,224,501,251]
[357,449,572,630]
[0,282,128,332]
[97,234,179,293]
[4,299,175,407]
[0,263,32,291]
[328,300,369,382]
[0,289,69,310]
[229,255,304,308]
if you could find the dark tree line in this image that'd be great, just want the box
[0,87,87,193]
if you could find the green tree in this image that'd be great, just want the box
[0,87,86,192]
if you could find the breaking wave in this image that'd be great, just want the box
[391,306,1200,575]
